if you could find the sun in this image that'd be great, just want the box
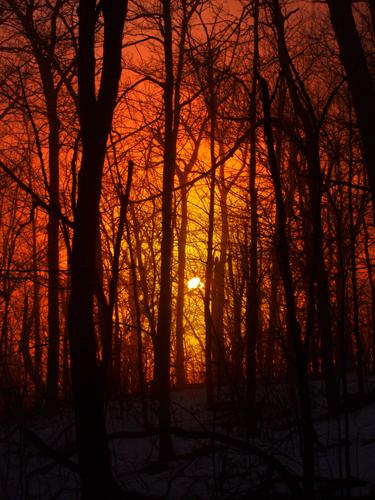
[187,277,204,290]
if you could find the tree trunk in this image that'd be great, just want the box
[6,0,62,411]
[348,151,365,393]
[211,153,229,388]
[265,246,279,379]
[258,72,315,500]
[154,0,175,462]
[45,103,60,408]
[125,211,148,423]
[67,1,127,497]
[227,251,245,383]
[245,0,260,426]
[271,0,339,414]
[363,220,375,373]
[326,0,375,220]
[30,173,43,401]
[175,175,188,388]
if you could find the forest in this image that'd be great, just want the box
[0,0,374,498]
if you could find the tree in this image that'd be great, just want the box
[245,0,260,427]
[271,0,340,414]
[326,0,375,220]
[3,0,67,408]
[67,1,128,497]
[258,70,316,500]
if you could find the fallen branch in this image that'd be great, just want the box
[109,426,302,496]
[18,424,79,474]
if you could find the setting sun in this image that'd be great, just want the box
[187,277,204,290]
[0,1,374,497]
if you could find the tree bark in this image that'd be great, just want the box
[271,0,339,414]
[245,0,260,426]
[175,175,188,388]
[258,71,315,500]
[154,0,175,462]
[67,1,127,497]
[9,0,62,408]
[211,174,229,388]
[203,41,218,406]
[326,0,375,220]
[45,101,60,408]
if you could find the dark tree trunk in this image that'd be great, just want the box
[265,246,279,379]
[131,204,157,346]
[271,0,339,414]
[258,72,315,500]
[125,207,148,423]
[67,1,127,498]
[203,44,218,406]
[245,0,260,426]
[211,179,228,387]
[326,0,375,220]
[348,110,365,393]
[228,251,245,383]
[175,176,188,388]
[30,172,44,401]
[154,0,175,462]
[45,105,60,408]
[363,220,375,373]
[97,159,134,396]
[168,0,196,391]
[309,139,340,414]
[265,82,285,381]
[21,293,44,397]
[13,0,62,408]
[370,0,375,35]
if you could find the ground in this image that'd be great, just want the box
[1,377,375,499]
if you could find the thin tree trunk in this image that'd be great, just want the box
[125,213,148,424]
[213,200,228,383]
[7,0,62,411]
[265,246,279,379]
[131,204,157,348]
[370,0,375,34]
[265,82,285,381]
[175,175,188,388]
[203,43,218,406]
[154,0,175,461]
[30,173,43,401]
[96,159,134,396]
[211,148,229,388]
[170,0,198,390]
[363,220,375,373]
[227,251,245,383]
[349,221,364,393]
[335,207,352,489]
[348,106,365,393]
[271,0,339,414]
[20,294,37,393]
[245,0,260,424]
[45,104,60,408]
[258,72,315,500]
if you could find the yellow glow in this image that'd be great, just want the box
[187,277,204,290]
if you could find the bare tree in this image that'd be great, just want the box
[67,1,128,497]
[326,0,375,219]
[258,70,316,500]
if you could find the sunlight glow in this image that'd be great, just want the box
[187,277,204,290]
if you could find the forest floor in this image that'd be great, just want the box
[1,376,375,499]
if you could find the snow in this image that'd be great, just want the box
[1,377,375,499]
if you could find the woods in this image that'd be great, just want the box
[0,0,374,498]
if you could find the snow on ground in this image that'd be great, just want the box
[1,377,375,499]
